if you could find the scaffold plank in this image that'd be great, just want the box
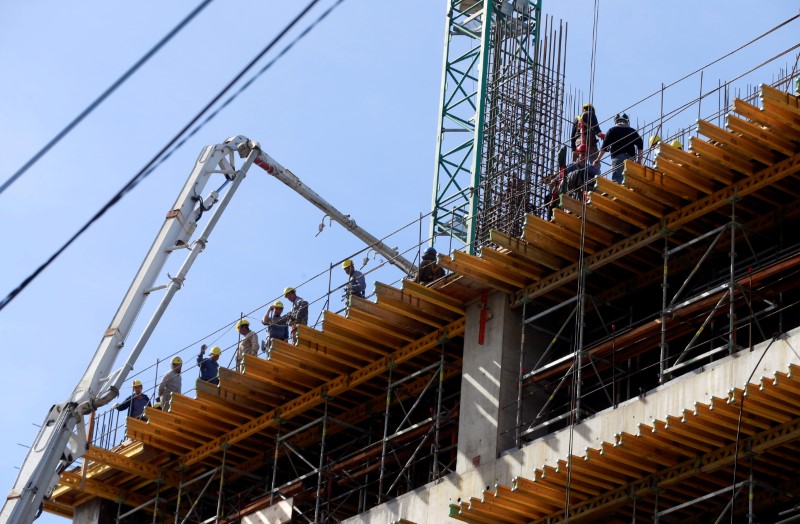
[480,247,545,281]
[525,214,602,253]
[658,142,735,183]
[59,471,151,509]
[490,230,565,270]
[733,98,800,143]
[560,194,639,235]
[689,138,757,175]
[697,119,778,166]
[439,254,518,292]
[727,113,798,155]
[180,317,465,466]
[551,208,618,245]
[323,311,403,351]
[594,176,670,217]
[348,296,433,335]
[401,279,466,314]
[624,161,702,202]
[452,251,528,287]
[523,221,587,257]
[589,193,653,229]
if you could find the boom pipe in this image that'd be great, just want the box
[243,141,417,277]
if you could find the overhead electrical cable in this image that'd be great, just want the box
[0,0,216,197]
[0,0,344,313]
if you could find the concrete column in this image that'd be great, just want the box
[73,497,119,524]
[456,290,522,473]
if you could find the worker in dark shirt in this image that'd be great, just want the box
[570,103,604,176]
[594,113,643,183]
[416,247,445,284]
[115,380,151,421]
[197,344,221,385]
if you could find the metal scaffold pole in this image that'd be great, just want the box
[314,395,329,523]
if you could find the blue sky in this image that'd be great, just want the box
[0,1,797,522]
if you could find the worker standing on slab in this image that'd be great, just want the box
[284,287,309,343]
[570,103,604,177]
[262,300,290,354]
[235,319,259,372]
[594,113,643,184]
[158,357,182,412]
[416,247,445,285]
[197,344,221,385]
[114,379,151,421]
[342,259,366,302]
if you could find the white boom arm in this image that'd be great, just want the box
[240,139,417,276]
[2,136,413,523]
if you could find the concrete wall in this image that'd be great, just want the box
[343,317,800,523]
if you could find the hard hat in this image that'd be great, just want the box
[210,346,222,356]
[649,135,661,147]
[615,113,629,125]
[273,300,284,309]
[342,259,353,269]
[235,319,250,330]
[582,103,594,111]
[424,247,437,256]
[132,380,143,387]
[283,287,295,295]
[172,356,183,366]
[670,140,683,150]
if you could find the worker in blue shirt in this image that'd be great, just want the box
[342,259,366,302]
[115,380,151,421]
[197,344,221,385]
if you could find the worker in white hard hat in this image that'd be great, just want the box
[114,379,151,421]
[341,259,366,302]
[158,356,183,412]
[197,344,222,385]
[284,287,309,343]
[593,113,644,184]
[262,300,290,355]
[235,319,259,373]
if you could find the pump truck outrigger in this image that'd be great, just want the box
[1,136,416,524]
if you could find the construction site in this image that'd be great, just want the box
[5,1,800,523]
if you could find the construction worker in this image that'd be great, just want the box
[284,287,309,343]
[262,300,290,354]
[670,139,683,150]
[570,103,604,176]
[235,319,259,373]
[416,247,445,285]
[341,259,366,301]
[647,134,662,165]
[158,357,182,413]
[197,344,221,385]
[594,113,644,184]
[114,379,151,421]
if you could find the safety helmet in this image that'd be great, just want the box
[670,140,683,150]
[172,356,183,366]
[132,380,143,387]
[582,103,594,111]
[273,300,284,309]
[424,247,437,257]
[342,259,353,269]
[649,135,661,147]
[283,287,295,296]
[235,319,250,330]
[615,113,629,125]
[210,346,222,356]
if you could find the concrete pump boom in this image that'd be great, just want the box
[1,135,414,524]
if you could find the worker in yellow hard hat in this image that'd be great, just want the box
[341,259,366,302]
[283,286,309,343]
[670,139,683,150]
[158,356,183,413]
[649,135,661,148]
[197,344,222,385]
[114,379,151,421]
[262,300,290,354]
[234,318,259,373]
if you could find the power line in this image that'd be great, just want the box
[0,0,216,197]
[0,0,338,313]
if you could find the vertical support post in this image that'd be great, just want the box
[516,293,528,447]
[215,444,227,523]
[314,395,329,524]
[659,236,669,383]
[173,471,184,524]
[378,362,393,501]
[150,479,161,524]
[269,419,281,505]
[433,342,445,480]
[728,193,737,354]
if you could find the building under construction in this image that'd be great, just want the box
[12,1,800,523]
